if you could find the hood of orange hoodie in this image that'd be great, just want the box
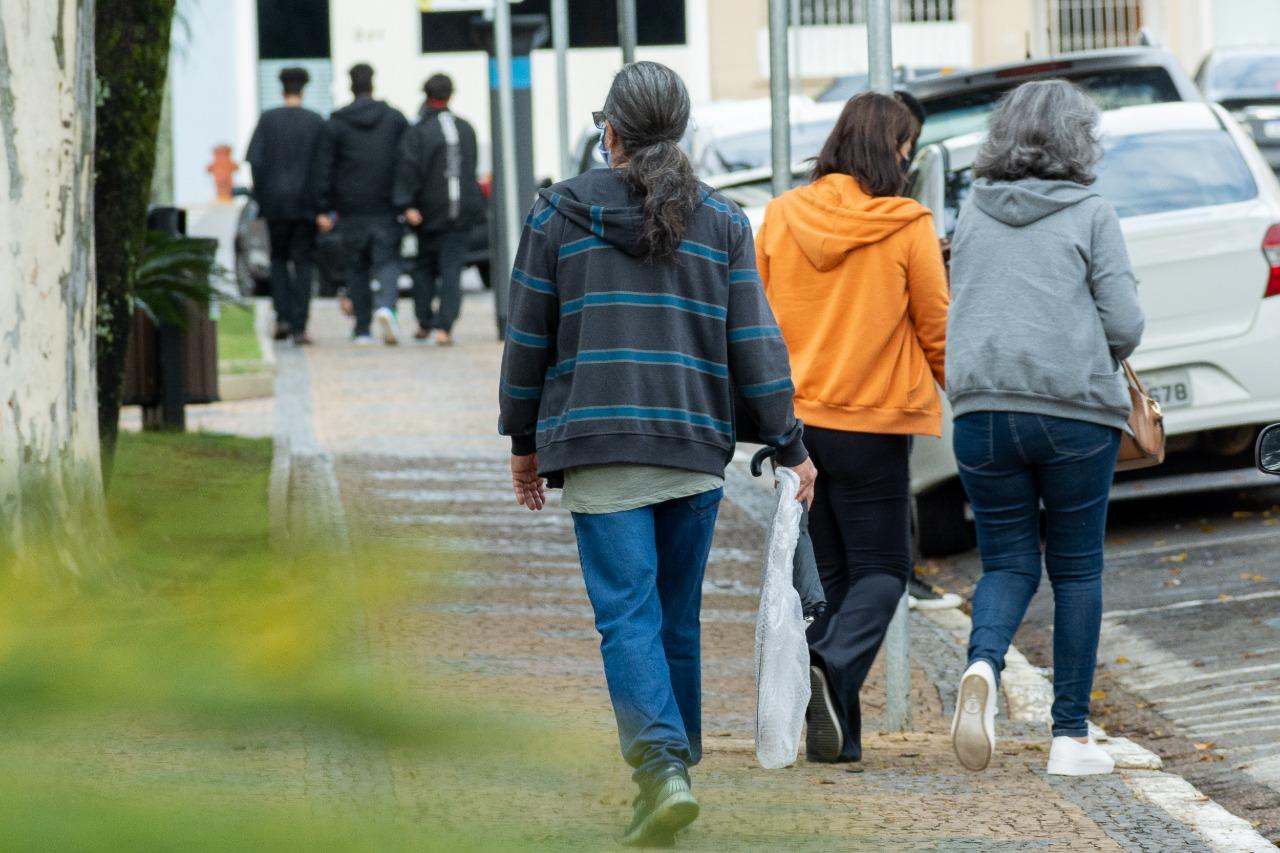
[773,173,932,272]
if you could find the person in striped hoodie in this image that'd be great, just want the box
[498,61,815,846]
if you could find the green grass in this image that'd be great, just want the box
[0,432,628,851]
[216,303,262,366]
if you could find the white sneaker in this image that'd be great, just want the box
[374,307,400,346]
[353,334,373,346]
[1047,736,1115,776]
[952,660,998,771]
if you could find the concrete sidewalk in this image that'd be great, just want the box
[267,293,1272,851]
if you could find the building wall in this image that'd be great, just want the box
[328,0,711,184]
[171,0,260,206]
[960,0,1035,66]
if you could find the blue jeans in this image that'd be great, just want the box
[954,412,1120,737]
[571,488,722,785]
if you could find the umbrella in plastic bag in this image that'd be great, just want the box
[750,448,827,622]
[752,462,813,770]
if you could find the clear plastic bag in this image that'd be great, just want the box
[754,467,812,769]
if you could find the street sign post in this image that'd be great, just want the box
[767,0,790,199]
[617,0,637,66]
[864,0,912,734]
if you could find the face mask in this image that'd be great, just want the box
[597,131,611,167]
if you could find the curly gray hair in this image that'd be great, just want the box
[973,80,1101,185]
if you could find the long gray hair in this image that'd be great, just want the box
[973,80,1101,185]
[603,62,701,262]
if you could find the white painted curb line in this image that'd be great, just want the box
[920,608,1273,852]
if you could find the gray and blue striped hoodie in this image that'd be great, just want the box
[498,168,806,482]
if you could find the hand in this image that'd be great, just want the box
[404,208,423,227]
[787,457,817,509]
[511,453,546,511]
[316,213,334,234]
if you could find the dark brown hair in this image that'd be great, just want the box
[813,92,920,197]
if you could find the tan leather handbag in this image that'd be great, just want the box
[1115,360,1166,471]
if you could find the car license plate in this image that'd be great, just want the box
[1140,369,1193,410]
[1264,120,1280,140]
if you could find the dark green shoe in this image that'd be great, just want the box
[621,765,699,847]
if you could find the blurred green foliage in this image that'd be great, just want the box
[0,432,588,852]
[217,303,264,367]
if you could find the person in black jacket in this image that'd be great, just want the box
[246,67,326,344]
[311,63,409,345]
[392,74,485,345]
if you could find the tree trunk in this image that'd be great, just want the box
[94,0,176,481]
[0,0,105,568]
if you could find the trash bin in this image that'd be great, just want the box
[120,208,221,428]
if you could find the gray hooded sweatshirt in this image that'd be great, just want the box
[946,178,1145,432]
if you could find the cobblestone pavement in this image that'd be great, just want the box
[274,294,1264,850]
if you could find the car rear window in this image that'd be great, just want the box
[1091,130,1258,217]
[1209,55,1280,96]
[919,66,1183,147]
[701,119,837,175]
[941,129,1257,234]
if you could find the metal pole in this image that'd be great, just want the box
[493,0,521,336]
[617,0,637,65]
[866,0,911,733]
[767,0,790,198]
[552,0,572,179]
[867,0,894,94]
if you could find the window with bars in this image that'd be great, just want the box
[794,0,957,26]
[1049,0,1143,53]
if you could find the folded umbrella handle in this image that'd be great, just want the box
[750,446,776,478]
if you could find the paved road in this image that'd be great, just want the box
[929,477,1280,844]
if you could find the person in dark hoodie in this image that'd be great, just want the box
[246,67,326,344]
[947,80,1143,778]
[498,61,815,846]
[312,63,409,345]
[755,93,949,766]
[392,73,484,345]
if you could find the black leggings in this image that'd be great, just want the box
[804,426,912,761]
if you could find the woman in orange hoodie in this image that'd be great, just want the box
[756,92,948,763]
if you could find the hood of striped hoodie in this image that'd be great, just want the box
[539,168,710,259]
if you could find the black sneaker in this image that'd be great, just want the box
[621,764,699,848]
[907,572,961,611]
[806,664,843,762]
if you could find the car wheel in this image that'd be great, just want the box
[234,243,257,299]
[474,260,491,289]
[913,480,975,558]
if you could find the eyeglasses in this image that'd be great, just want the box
[592,110,607,130]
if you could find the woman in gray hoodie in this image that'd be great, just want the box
[945,80,1144,776]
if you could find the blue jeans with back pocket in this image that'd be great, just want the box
[953,412,1120,737]
[571,487,722,785]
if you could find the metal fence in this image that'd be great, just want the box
[1048,0,1144,52]
[795,0,957,26]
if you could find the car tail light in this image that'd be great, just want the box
[478,175,493,199]
[1265,224,1280,298]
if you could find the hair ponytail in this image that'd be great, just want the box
[603,62,701,263]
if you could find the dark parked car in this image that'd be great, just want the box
[1196,47,1280,173]
[815,66,959,103]
[903,47,1202,148]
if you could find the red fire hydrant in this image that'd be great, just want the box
[207,144,239,203]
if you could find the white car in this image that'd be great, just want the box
[716,101,1280,555]
[574,97,845,180]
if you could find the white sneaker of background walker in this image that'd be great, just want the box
[374,306,400,346]
[951,660,998,771]
[1046,736,1115,776]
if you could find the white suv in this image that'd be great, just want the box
[906,102,1280,554]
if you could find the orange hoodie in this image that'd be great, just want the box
[756,173,949,437]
